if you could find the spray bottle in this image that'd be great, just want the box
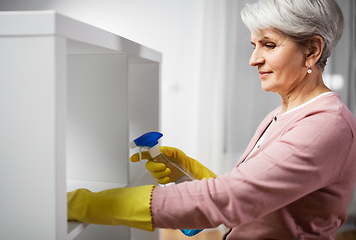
[129,132,197,183]
[129,132,203,236]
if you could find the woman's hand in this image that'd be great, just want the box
[130,146,216,184]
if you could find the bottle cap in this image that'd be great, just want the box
[130,132,163,148]
[129,132,163,160]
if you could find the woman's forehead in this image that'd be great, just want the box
[251,29,286,43]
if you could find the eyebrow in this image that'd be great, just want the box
[251,37,271,45]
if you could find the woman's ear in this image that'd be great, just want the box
[306,35,324,67]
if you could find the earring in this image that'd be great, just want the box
[307,65,312,74]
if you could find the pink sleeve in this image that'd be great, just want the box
[151,111,355,230]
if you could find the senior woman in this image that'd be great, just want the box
[67,0,356,239]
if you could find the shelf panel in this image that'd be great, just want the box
[0,11,162,63]
[67,179,127,192]
[68,221,89,240]
[66,54,129,184]
[1,10,160,240]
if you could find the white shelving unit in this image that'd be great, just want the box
[0,11,161,240]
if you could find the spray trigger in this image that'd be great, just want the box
[138,146,142,162]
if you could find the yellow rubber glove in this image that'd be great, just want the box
[67,185,155,231]
[130,146,216,184]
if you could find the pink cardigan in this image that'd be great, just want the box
[151,93,356,239]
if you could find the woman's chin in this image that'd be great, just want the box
[261,83,273,93]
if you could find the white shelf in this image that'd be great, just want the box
[0,10,161,63]
[66,179,127,192]
[68,222,90,240]
[0,11,161,240]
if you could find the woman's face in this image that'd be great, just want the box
[250,29,308,96]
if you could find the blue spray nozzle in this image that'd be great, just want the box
[129,132,163,162]
[132,132,163,148]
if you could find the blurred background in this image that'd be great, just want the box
[1,0,355,238]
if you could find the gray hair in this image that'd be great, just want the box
[241,0,344,70]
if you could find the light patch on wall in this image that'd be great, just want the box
[323,74,344,91]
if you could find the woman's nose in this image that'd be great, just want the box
[249,49,264,67]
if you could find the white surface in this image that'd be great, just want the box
[0,0,204,172]
[128,62,160,181]
[0,11,161,63]
[1,11,160,240]
[0,35,63,240]
[67,179,127,193]
[68,222,90,240]
[67,54,129,184]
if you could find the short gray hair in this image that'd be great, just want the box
[241,0,344,70]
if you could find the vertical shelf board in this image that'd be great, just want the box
[56,36,69,240]
[0,35,66,240]
[72,224,130,240]
[128,62,160,182]
[1,11,162,240]
[66,54,129,186]
[131,228,160,240]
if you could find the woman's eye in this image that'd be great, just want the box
[265,44,276,49]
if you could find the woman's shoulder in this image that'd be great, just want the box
[289,92,356,133]
[309,93,355,123]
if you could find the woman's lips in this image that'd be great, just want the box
[259,71,272,79]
